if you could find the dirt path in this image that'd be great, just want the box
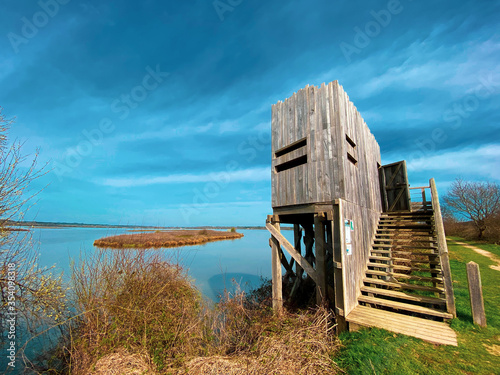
[449,240,500,271]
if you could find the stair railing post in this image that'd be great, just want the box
[421,188,427,212]
[429,178,456,318]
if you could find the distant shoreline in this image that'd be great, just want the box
[6,220,270,230]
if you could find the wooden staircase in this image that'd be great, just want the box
[346,208,458,346]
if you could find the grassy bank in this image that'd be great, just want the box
[44,250,340,374]
[93,229,244,249]
[336,238,500,375]
[28,238,499,374]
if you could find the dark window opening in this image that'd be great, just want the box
[347,152,358,166]
[275,155,308,172]
[346,134,356,148]
[275,137,307,157]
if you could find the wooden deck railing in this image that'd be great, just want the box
[429,178,456,317]
[409,186,431,211]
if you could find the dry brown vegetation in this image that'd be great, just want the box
[444,213,500,244]
[93,229,244,249]
[53,250,341,375]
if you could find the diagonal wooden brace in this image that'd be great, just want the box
[266,223,319,284]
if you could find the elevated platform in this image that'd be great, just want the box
[346,305,458,346]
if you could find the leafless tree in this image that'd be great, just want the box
[0,107,67,365]
[443,178,500,239]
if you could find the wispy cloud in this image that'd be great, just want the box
[97,166,270,187]
[406,143,500,180]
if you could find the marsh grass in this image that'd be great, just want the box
[65,250,207,373]
[49,249,341,374]
[93,229,243,249]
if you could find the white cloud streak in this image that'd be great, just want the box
[97,166,271,187]
[406,144,500,180]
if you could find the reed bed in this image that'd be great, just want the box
[57,249,341,375]
[93,229,244,249]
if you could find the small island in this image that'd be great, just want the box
[94,229,244,249]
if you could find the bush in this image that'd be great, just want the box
[53,253,341,374]
[67,250,207,373]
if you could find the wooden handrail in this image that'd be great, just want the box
[408,186,430,190]
[429,178,456,317]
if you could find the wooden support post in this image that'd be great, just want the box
[333,203,347,333]
[466,261,487,327]
[315,213,327,305]
[325,221,335,302]
[303,223,315,267]
[268,215,283,314]
[290,224,303,301]
[294,224,303,277]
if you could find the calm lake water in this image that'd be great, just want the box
[2,227,295,373]
[33,227,293,301]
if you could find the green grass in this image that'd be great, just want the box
[336,239,500,375]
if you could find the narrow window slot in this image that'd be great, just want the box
[347,152,358,166]
[275,138,307,157]
[275,155,308,172]
[346,134,356,148]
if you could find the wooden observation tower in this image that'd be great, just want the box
[266,81,458,345]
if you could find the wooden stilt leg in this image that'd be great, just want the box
[303,223,315,266]
[315,213,327,306]
[269,216,283,314]
[290,224,303,301]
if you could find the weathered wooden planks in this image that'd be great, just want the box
[430,178,456,317]
[271,81,382,210]
[347,305,458,346]
[466,261,487,327]
[268,217,283,314]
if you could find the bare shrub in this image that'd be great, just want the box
[55,252,341,375]
[0,107,67,370]
[68,250,207,373]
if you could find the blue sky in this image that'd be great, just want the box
[1,0,499,226]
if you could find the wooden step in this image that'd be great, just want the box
[381,213,433,218]
[375,233,435,238]
[374,240,436,245]
[371,249,438,256]
[358,295,453,319]
[369,255,440,265]
[365,269,443,283]
[360,286,446,305]
[379,217,431,220]
[379,221,432,225]
[366,262,442,274]
[363,277,444,293]
[346,306,457,346]
[378,225,432,229]
[372,244,437,250]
